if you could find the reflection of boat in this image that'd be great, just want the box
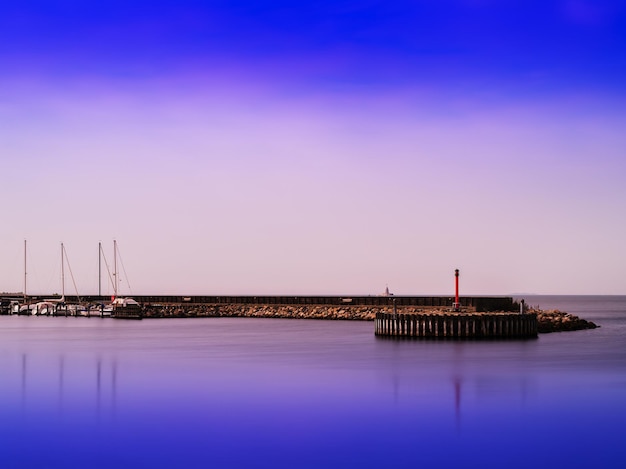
[111,297,143,319]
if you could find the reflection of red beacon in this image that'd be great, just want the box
[453,269,461,312]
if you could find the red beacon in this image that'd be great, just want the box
[453,269,461,312]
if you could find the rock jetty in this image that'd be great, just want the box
[141,304,597,333]
[143,304,381,321]
[534,309,598,333]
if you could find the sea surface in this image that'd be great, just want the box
[0,295,624,468]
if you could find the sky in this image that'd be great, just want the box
[1,0,625,296]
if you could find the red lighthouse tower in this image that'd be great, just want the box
[453,269,461,312]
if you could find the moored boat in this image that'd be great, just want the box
[111,297,143,319]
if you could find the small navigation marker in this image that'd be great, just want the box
[453,269,461,312]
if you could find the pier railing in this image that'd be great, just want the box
[50,295,516,312]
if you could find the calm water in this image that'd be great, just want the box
[1,296,625,468]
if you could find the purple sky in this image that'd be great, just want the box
[1,1,625,295]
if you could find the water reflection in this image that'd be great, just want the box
[21,353,26,412]
[0,314,624,469]
[454,376,461,426]
[381,340,538,430]
[96,358,101,416]
[12,352,118,420]
[58,356,63,412]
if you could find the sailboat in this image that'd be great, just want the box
[38,243,85,316]
[16,240,54,315]
[18,240,32,315]
[108,240,142,320]
[92,242,113,317]
[16,241,86,316]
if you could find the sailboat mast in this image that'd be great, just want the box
[61,243,65,299]
[23,239,27,301]
[98,242,102,297]
[113,239,118,298]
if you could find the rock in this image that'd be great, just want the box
[535,309,598,333]
[140,304,598,334]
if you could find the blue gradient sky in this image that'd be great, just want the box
[1,1,625,295]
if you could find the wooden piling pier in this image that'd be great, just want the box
[375,312,537,339]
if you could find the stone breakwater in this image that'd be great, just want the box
[534,309,598,333]
[141,304,597,333]
[143,304,382,320]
